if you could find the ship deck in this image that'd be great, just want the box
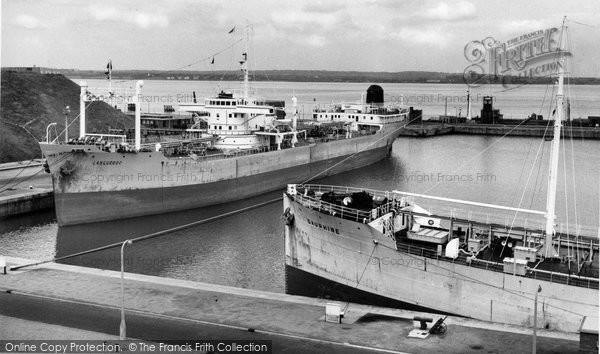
[393,230,599,290]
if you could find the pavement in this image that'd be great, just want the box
[0,314,121,340]
[0,256,582,354]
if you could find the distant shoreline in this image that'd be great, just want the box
[65,76,600,85]
[3,67,599,84]
[66,71,600,85]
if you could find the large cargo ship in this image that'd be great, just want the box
[40,55,408,226]
[282,56,599,332]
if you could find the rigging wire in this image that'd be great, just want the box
[420,116,536,196]
[561,127,571,267]
[53,100,99,143]
[10,196,282,271]
[567,19,600,29]
[564,26,584,268]
[0,159,35,192]
[110,38,244,85]
[301,115,421,184]
[527,123,550,210]
[0,152,74,193]
[504,125,550,241]
[341,242,379,314]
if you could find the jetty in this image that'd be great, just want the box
[0,160,52,217]
[400,122,600,139]
[1,256,594,353]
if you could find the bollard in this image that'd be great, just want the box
[0,257,6,275]
[413,316,433,330]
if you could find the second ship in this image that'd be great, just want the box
[40,41,408,226]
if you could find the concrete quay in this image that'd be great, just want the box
[0,256,585,354]
[399,123,600,139]
[0,161,53,218]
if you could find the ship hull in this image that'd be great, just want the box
[285,264,452,315]
[43,129,400,226]
[283,194,598,333]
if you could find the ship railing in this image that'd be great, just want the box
[527,267,599,289]
[301,134,353,145]
[395,240,598,289]
[196,146,273,161]
[299,184,599,243]
[392,194,549,232]
[392,192,600,241]
[299,184,390,199]
[294,193,374,223]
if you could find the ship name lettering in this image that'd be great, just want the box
[306,218,339,234]
[94,160,122,165]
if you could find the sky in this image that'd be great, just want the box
[1,0,599,76]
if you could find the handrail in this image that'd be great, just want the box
[297,184,599,240]
[394,240,598,289]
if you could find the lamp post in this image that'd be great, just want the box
[120,239,132,340]
[63,106,70,142]
[532,285,542,354]
[46,123,57,143]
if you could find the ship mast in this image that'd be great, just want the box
[543,23,567,259]
[240,26,250,101]
[466,88,472,121]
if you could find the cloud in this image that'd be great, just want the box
[500,19,547,34]
[422,1,476,21]
[14,14,40,29]
[302,1,345,13]
[304,34,327,47]
[270,10,342,31]
[89,5,169,29]
[392,27,450,45]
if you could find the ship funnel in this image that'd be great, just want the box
[366,85,384,107]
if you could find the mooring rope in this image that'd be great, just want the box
[10,196,282,271]
[341,241,379,314]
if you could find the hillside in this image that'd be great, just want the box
[0,72,132,163]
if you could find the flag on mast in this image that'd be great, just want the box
[211,57,214,64]
[228,26,235,34]
[105,59,112,79]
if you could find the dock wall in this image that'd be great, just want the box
[0,190,54,218]
[400,123,600,139]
